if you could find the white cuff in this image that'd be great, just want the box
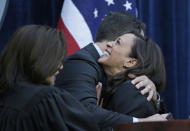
[133,117,139,123]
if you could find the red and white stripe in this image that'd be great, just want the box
[57,0,93,56]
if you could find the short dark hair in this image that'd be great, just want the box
[0,25,66,92]
[95,12,145,42]
[110,35,166,92]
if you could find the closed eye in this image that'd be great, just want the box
[116,38,121,45]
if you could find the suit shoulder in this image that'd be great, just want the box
[118,80,135,88]
[67,50,94,61]
[66,44,99,63]
[114,80,141,97]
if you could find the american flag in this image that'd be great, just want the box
[57,0,137,56]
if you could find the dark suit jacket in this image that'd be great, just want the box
[55,43,133,128]
[104,80,157,118]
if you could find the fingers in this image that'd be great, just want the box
[96,82,102,87]
[146,90,154,101]
[96,82,102,105]
[139,113,167,122]
[131,75,158,101]
[165,113,174,120]
[150,114,167,121]
[153,92,158,101]
[99,98,104,107]
[161,113,169,118]
[141,85,157,101]
[131,75,149,89]
[141,85,151,95]
[96,82,102,98]
[131,75,147,84]
[141,85,153,101]
[96,82,102,89]
[161,113,174,120]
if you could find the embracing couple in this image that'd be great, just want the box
[55,11,169,130]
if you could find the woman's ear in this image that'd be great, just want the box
[123,58,137,68]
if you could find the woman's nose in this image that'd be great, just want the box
[106,42,113,48]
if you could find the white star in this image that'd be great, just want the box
[105,0,115,6]
[123,0,132,11]
[101,14,107,21]
[93,8,98,18]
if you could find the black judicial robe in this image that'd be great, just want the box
[0,81,99,131]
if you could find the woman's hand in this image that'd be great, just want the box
[129,74,157,101]
[96,82,103,106]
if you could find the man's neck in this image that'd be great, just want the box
[95,41,107,52]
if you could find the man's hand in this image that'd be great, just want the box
[138,113,168,122]
[129,75,157,101]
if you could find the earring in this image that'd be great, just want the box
[123,65,127,69]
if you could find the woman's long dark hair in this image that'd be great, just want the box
[109,35,166,92]
[0,25,66,93]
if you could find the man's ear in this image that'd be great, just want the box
[123,58,137,68]
[141,29,145,37]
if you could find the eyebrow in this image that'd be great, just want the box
[120,37,126,45]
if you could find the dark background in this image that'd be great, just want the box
[0,0,190,119]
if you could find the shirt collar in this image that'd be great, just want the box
[93,43,103,57]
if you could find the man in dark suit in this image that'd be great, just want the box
[55,12,167,129]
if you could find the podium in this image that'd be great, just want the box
[114,120,190,131]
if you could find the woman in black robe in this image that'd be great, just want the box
[98,32,166,118]
[0,25,99,131]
